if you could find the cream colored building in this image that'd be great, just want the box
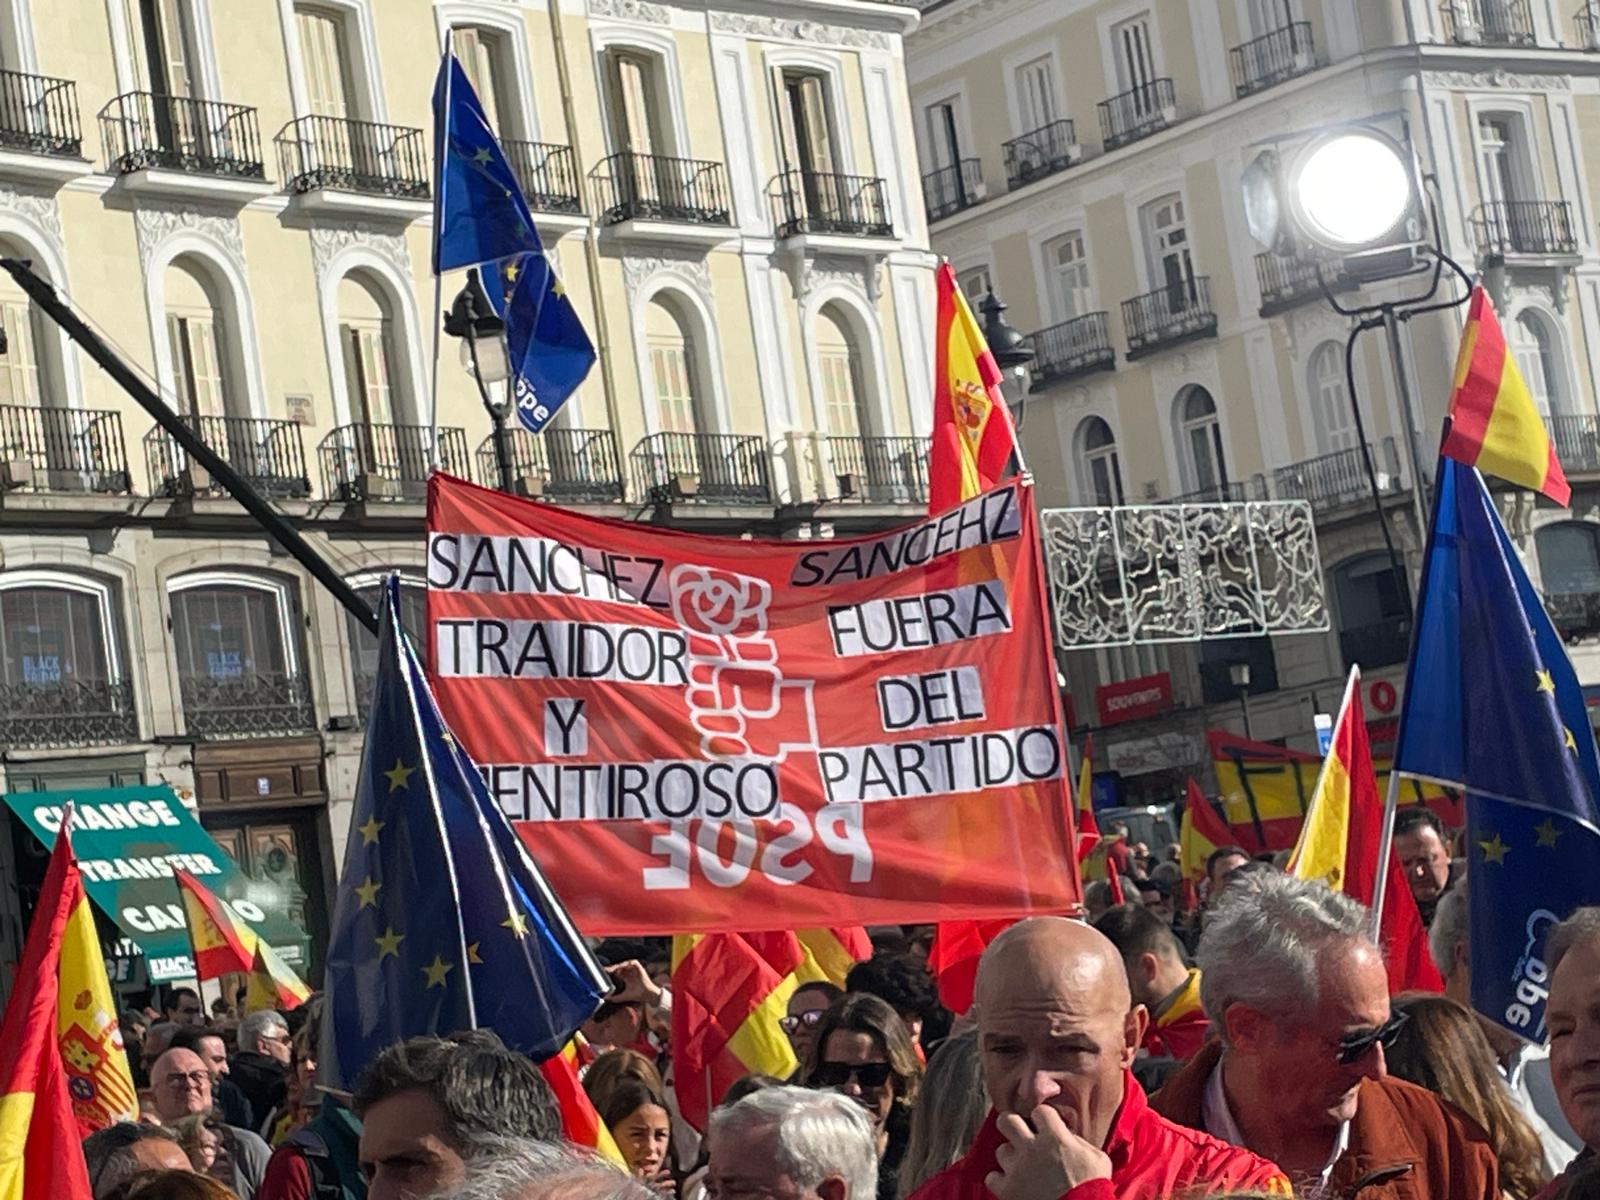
[910,0,1600,803]
[0,0,933,993]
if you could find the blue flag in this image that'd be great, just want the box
[1393,456,1600,833]
[432,53,542,273]
[480,253,595,433]
[321,579,610,1088]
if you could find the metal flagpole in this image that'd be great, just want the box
[428,31,452,472]
[1368,769,1405,942]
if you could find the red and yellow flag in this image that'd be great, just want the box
[175,870,310,1010]
[1288,669,1444,994]
[1180,778,1234,885]
[1441,285,1569,504]
[539,1040,624,1165]
[0,820,94,1200]
[795,927,871,988]
[57,858,137,1134]
[928,261,1020,513]
[1074,736,1100,862]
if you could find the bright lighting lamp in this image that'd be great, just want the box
[459,333,510,385]
[1287,131,1413,252]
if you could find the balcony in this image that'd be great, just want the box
[1441,0,1536,45]
[144,415,310,500]
[1470,200,1579,259]
[1028,313,1115,386]
[590,152,731,233]
[769,170,892,240]
[275,115,429,216]
[99,93,265,200]
[318,423,469,504]
[1549,591,1600,641]
[1551,414,1600,473]
[1121,277,1217,359]
[1097,79,1177,152]
[0,679,138,750]
[0,405,131,494]
[1579,3,1600,49]
[1169,478,1268,505]
[1339,616,1413,669]
[921,159,983,222]
[1230,23,1319,98]
[0,69,82,160]
[502,139,583,215]
[1273,440,1404,515]
[179,671,314,740]
[824,436,929,505]
[1255,252,1357,316]
[629,432,771,506]
[1002,120,1081,189]
[474,427,625,504]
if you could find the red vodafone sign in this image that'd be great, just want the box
[1095,672,1174,726]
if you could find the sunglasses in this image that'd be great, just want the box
[1335,1010,1409,1066]
[811,1061,893,1089]
[778,1010,824,1035]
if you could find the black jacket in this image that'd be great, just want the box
[231,1050,288,1129]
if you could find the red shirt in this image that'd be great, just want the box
[1140,970,1210,1063]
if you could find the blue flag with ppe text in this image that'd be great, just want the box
[479,253,595,433]
[320,578,610,1089]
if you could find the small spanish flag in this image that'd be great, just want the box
[1074,736,1100,862]
[539,1040,624,1166]
[1440,285,1569,504]
[1179,779,1233,889]
[175,870,310,1010]
[928,262,1020,513]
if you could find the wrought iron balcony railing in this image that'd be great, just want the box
[1273,439,1404,514]
[1027,313,1115,385]
[629,432,771,505]
[825,436,930,505]
[502,139,583,214]
[921,159,983,222]
[1470,200,1578,257]
[475,427,625,504]
[1549,590,1600,641]
[1229,22,1319,98]
[769,170,892,238]
[1339,616,1413,669]
[144,414,310,499]
[1122,276,1217,359]
[0,69,81,157]
[1254,251,1358,315]
[99,92,264,178]
[1550,414,1600,473]
[275,115,429,199]
[1168,477,1268,505]
[0,405,131,493]
[1579,3,1600,48]
[1098,78,1177,151]
[590,152,731,226]
[0,678,138,749]
[178,670,314,740]
[1002,120,1080,189]
[1441,0,1537,45]
[319,423,469,502]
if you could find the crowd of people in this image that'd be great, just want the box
[69,812,1600,1200]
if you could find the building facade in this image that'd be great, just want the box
[909,0,1600,804]
[0,0,932,994]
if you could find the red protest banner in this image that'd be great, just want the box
[425,474,1082,935]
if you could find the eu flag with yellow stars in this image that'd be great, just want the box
[479,252,594,434]
[431,52,542,273]
[320,578,611,1090]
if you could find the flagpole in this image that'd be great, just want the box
[428,31,452,472]
[1369,769,1404,942]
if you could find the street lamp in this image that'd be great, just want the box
[443,272,514,493]
[979,287,1035,427]
[1228,660,1253,741]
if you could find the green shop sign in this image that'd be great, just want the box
[4,785,307,982]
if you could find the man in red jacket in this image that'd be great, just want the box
[1093,906,1210,1064]
[907,918,1287,1200]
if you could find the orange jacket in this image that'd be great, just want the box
[906,1070,1287,1200]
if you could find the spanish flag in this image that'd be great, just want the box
[175,869,310,1010]
[57,856,138,1133]
[539,1040,624,1166]
[1440,285,1569,504]
[928,262,1020,513]
[796,927,871,988]
[1288,669,1444,993]
[1074,736,1100,861]
[1179,778,1234,909]
[0,817,94,1200]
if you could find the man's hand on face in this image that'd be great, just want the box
[984,1106,1112,1200]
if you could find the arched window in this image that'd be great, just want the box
[0,239,57,409]
[1077,416,1124,507]
[815,304,869,438]
[645,293,704,435]
[1332,552,1411,668]
[450,26,511,134]
[0,573,134,747]
[1176,386,1227,496]
[1308,341,1355,452]
[1510,310,1561,418]
[337,272,403,428]
[169,575,313,739]
[345,576,425,719]
[165,256,235,418]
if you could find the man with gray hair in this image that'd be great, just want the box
[1151,872,1498,1199]
[82,1123,193,1198]
[1535,906,1600,1200]
[706,1085,877,1200]
[438,1137,652,1200]
[233,1009,292,1124]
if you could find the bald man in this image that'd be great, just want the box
[907,918,1287,1200]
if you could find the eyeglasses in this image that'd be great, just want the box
[163,1071,210,1091]
[778,1010,824,1036]
[811,1061,892,1089]
[1335,1010,1409,1066]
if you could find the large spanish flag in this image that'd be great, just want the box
[1288,669,1444,993]
[175,869,310,1010]
[0,819,93,1200]
[928,261,1020,513]
[1440,285,1569,504]
[57,859,137,1133]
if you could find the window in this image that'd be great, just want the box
[127,0,201,96]
[337,273,399,428]
[0,291,43,407]
[169,577,311,737]
[776,71,836,176]
[603,48,668,155]
[957,265,992,304]
[165,258,232,419]
[1333,553,1411,668]
[1141,194,1195,309]
[1198,636,1279,705]
[1110,13,1156,98]
[346,578,424,718]
[924,99,963,171]
[1538,523,1600,596]
[816,305,868,438]
[295,4,357,119]
[1078,417,1124,507]
[1308,341,1355,452]
[1510,311,1560,418]
[0,583,116,692]
[450,27,508,133]
[1245,0,1297,35]
[1044,231,1092,322]
[1177,386,1227,495]
[1015,55,1059,132]
[645,295,701,435]
[1476,115,1526,208]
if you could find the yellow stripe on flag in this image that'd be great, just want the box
[1288,670,1359,891]
[724,979,799,1080]
[0,1091,36,1193]
[56,894,137,1131]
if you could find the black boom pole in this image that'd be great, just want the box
[0,257,380,636]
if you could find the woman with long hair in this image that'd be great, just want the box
[895,1030,984,1199]
[1387,994,1551,1199]
[596,1077,677,1198]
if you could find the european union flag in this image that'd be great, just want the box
[431,53,542,273]
[479,253,595,433]
[1393,456,1600,833]
[321,579,610,1089]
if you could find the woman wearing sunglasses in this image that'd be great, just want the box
[805,994,924,1200]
